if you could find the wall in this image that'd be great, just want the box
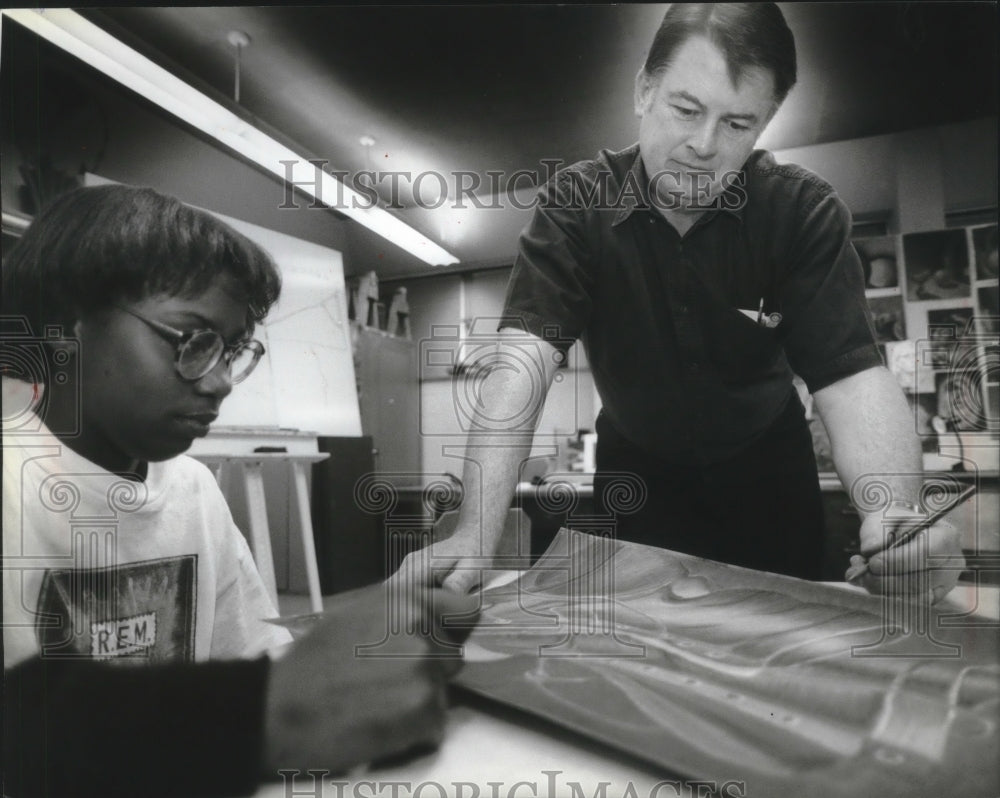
[773,117,997,228]
[381,269,598,477]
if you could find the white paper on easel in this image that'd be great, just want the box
[211,215,362,436]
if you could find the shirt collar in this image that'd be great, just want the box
[611,145,747,228]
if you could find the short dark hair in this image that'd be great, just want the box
[643,3,797,105]
[2,184,282,336]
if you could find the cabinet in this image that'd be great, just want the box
[311,436,385,593]
[348,271,420,474]
[353,327,419,473]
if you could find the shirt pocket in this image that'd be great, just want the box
[703,302,783,384]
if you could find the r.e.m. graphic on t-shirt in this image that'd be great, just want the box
[35,555,197,662]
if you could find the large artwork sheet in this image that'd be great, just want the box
[455,529,1000,798]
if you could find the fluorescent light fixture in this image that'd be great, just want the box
[2,8,460,266]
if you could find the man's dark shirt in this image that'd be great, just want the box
[502,143,881,465]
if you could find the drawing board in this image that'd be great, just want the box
[455,530,999,798]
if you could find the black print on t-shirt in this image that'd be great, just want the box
[34,555,197,662]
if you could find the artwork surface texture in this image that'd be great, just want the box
[456,530,999,798]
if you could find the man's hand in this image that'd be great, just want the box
[395,529,493,594]
[847,505,965,604]
[261,582,479,778]
[395,328,559,595]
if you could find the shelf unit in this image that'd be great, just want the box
[854,221,998,454]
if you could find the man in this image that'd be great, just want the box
[402,3,963,601]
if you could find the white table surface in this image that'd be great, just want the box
[254,699,678,797]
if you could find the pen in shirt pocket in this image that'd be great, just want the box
[755,297,782,329]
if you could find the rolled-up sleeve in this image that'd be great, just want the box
[501,171,596,348]
[778,191,883,393]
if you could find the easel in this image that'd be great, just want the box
[194,451,330,614]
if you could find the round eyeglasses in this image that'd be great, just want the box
[116,305,265,384]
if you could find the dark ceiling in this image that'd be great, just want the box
[14,4,1000,271]
[85,3,999,174]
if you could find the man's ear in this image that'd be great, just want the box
[634,68,654,118]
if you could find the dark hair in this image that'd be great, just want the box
[643,3,797,105]
[2,184,282,336]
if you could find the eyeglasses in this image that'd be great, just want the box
[116,306,265,384]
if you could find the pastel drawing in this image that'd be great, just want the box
[455,529,999,798]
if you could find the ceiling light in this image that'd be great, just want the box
[1,8,460,266]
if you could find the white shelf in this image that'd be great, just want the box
[864,286,902,299]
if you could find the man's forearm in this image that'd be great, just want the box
[814,366,924,514]
[454,430,538,554]
[450,330,560,553]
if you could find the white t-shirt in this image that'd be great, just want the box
[3,411,292,668]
